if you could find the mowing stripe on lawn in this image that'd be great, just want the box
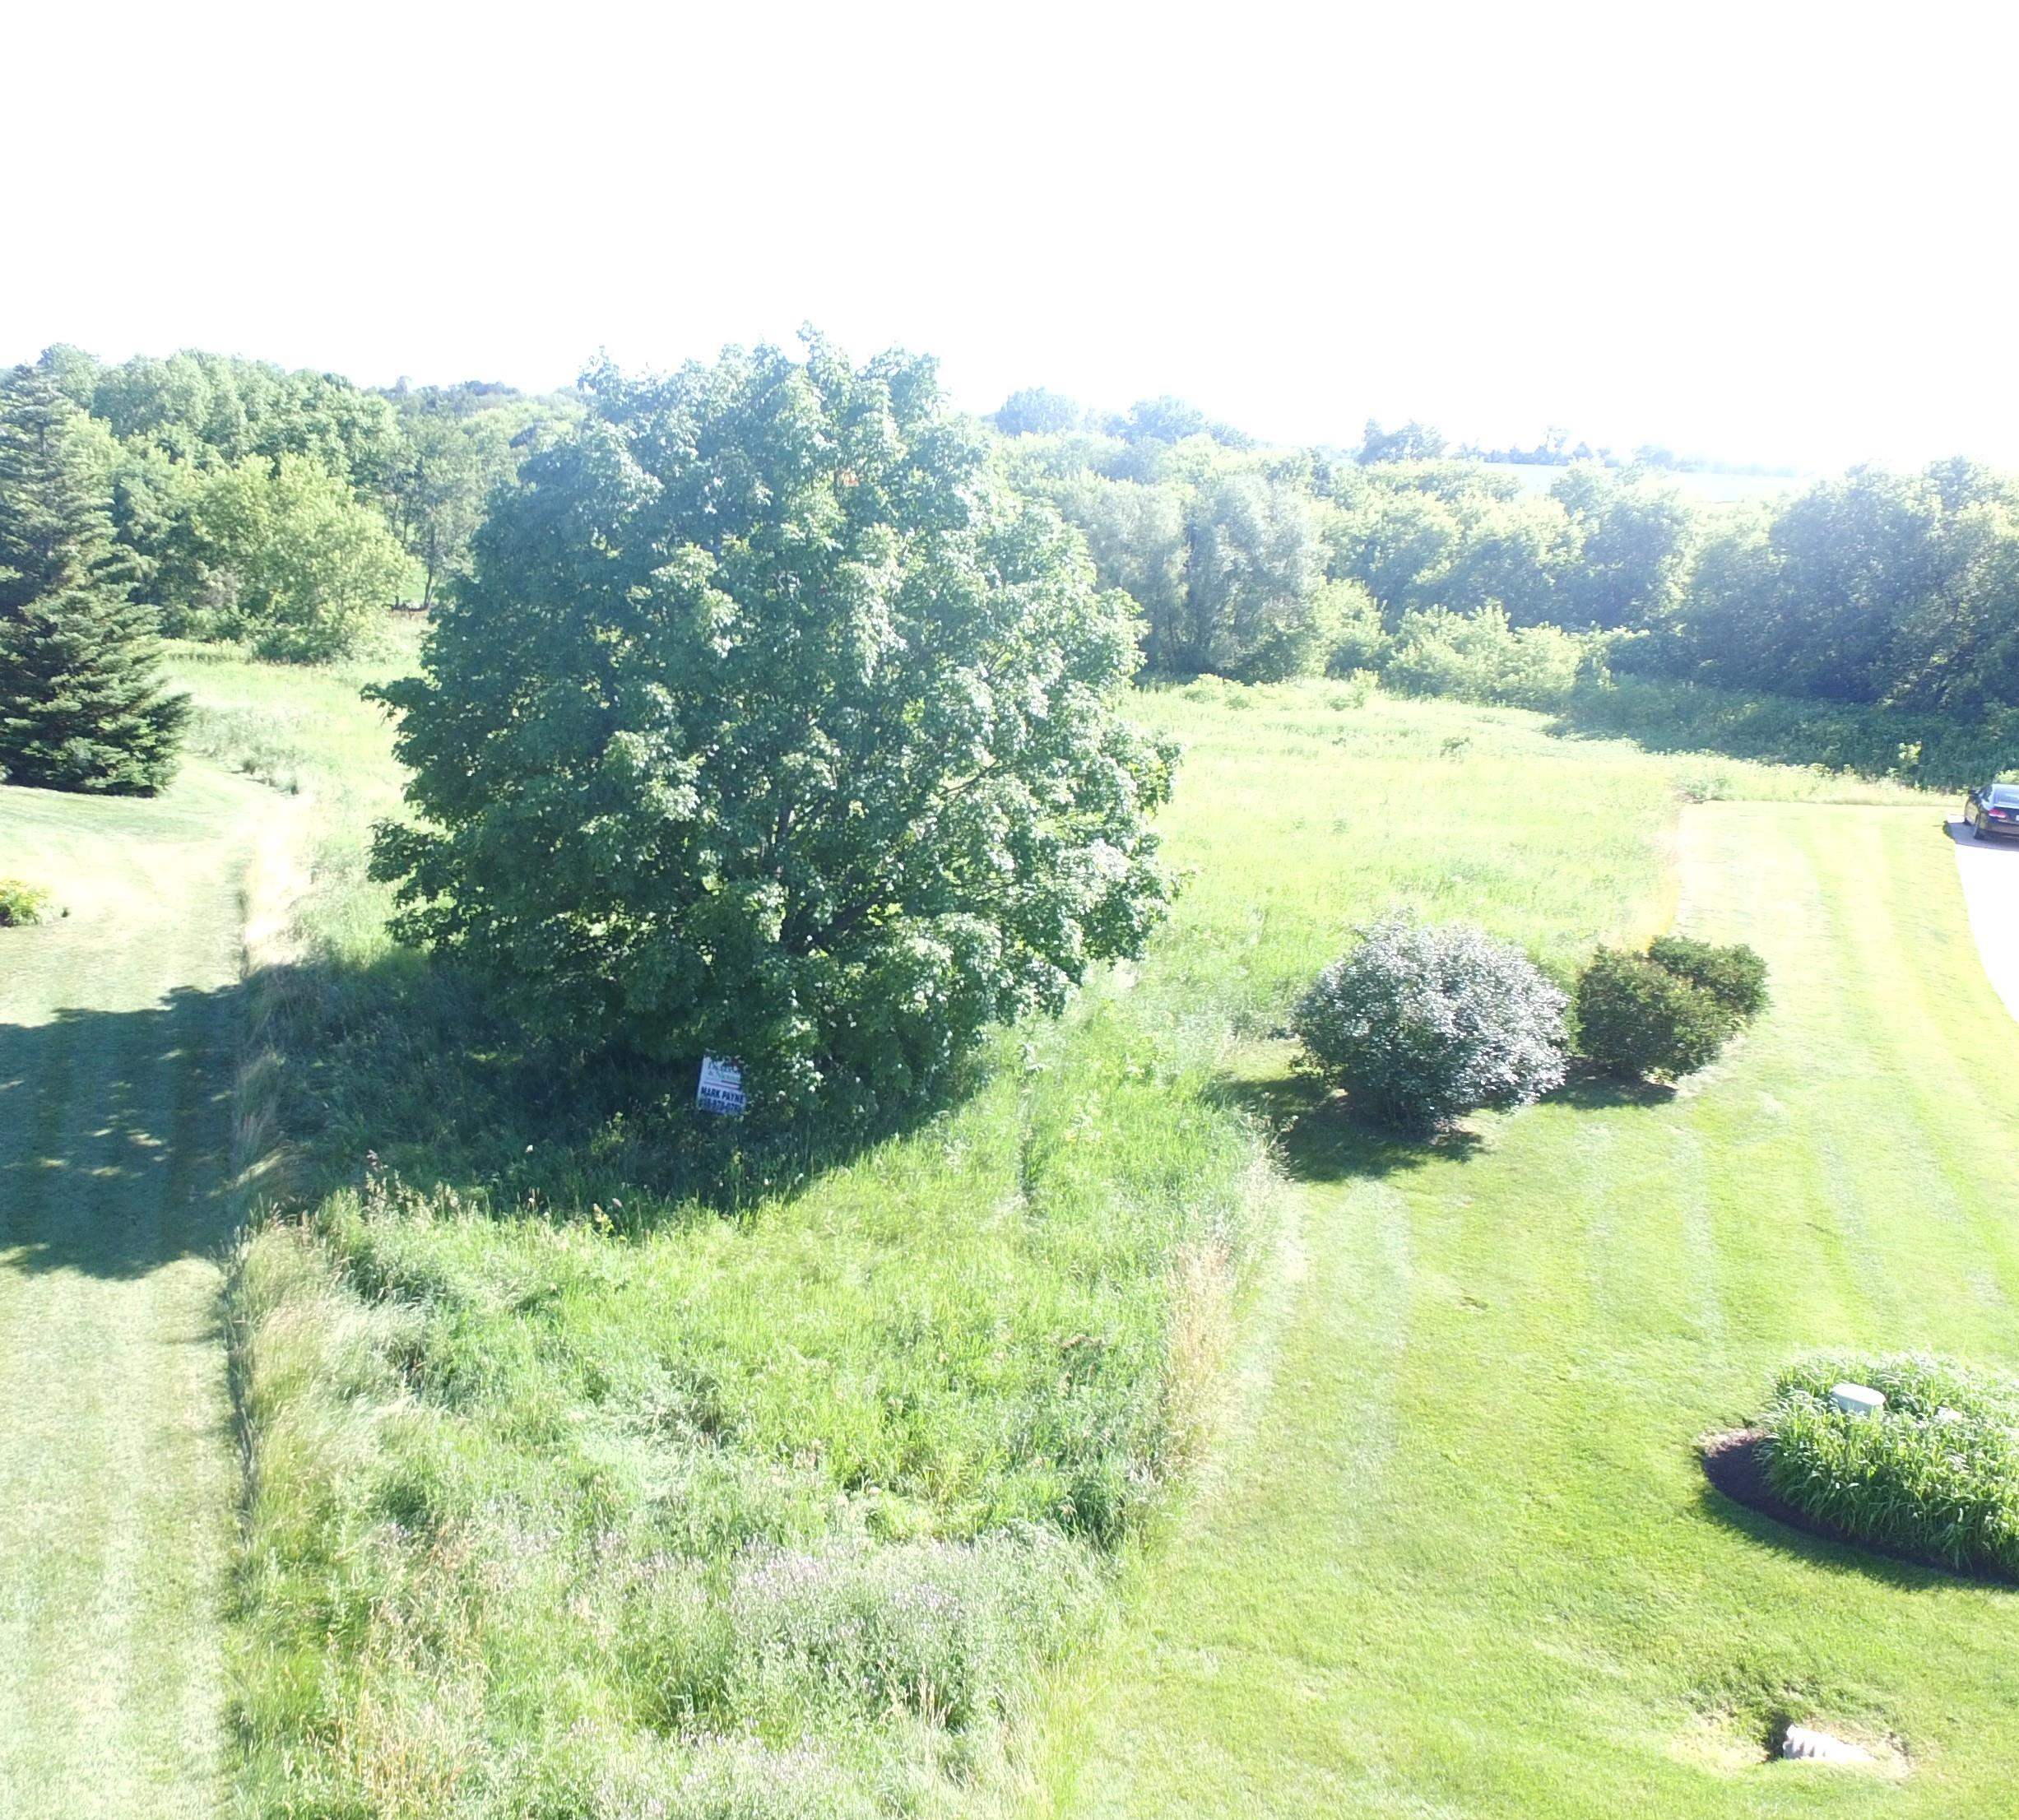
[0,768,261,1820]
[1029,801,2019,1820]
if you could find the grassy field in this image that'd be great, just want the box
[174,635,1276,1817]
[1025,707,2019,1817]
[0,764,268,1818]
[12,633,2012,1817]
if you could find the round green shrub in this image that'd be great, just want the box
[1293,916,1568,1133]
[1645,935,1769,1020]
[1573,949,1735,1081]
[0,877,53,926]
[1760,1353,2019,1579]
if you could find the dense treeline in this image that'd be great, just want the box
[17,332,2019,789]
[26,344,578,661]
[993,397,2019,740]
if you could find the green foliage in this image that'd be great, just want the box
[1320,578,1387,675]
[372,335,1177,1119]
[1554,671,2019,792]
[1571,949,1734,1081]
[173,454,408,660]
[1644,933,1768,1019]
[1048,467,1330,681]
[1357,417,1447,463]
[1184,471,1330,680]
[0,367,188,792]
[0,877,53,925]
[1293,915,1568,1132]
[68,346,405,495]
[1648,460,2019,713]
[1548,464,1696,630]
[1574,936,1766,1080]
[1381,604,1591,709]
[992,387,1083,436]
[1106,396,1251,449]
[1761,1353,2019,1579]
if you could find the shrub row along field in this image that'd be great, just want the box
[173,629,1961,1818]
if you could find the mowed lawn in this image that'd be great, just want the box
[1028,704,2019,1817]
[0,766,264,1819]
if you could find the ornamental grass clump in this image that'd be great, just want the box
[1293,915,1568,1133]
[1760,1352,2019,1580]
[1574,936,1767,1081]
[0,877,52,926]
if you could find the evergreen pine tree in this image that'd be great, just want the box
[0,365,188,792]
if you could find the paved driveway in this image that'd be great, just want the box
[1950,817,2019,1022]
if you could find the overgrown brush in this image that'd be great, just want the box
[1560,672,2019,792]
[1760,1353,2019,1579]
[204,629,1274,1817]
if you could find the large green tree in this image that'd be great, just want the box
[174,454,409,660]
[383,409,515,608]
[371,336,1177,1117]
[0,367,188,792]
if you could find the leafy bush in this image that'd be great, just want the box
[0,877,53,926]
[372,336,1177,1121]
[1381,604,1592,710]
[1760,1353,2019,1579]
[170,453,408,662]
[1573,950,1736,1081]
[1574,937,1767,1080]
[1645,934,1769,1020]
[1322,578,1389,675]
[1559,671,2019,794]
[1293,915,1569,1132]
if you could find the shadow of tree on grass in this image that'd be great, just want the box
[1209,1067,1483,1183]
[0,986,240,1280]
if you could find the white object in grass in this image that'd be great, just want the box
[1781,1725,1872,1765]
[1829,1382,1886,1417]
[696,1054,746,1116]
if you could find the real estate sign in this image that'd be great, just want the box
[696,1054,746,1116]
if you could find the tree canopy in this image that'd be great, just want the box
[371,336,1177,1118]
[0,367,188,792]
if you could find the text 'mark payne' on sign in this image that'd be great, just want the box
[696,1054,746,1116]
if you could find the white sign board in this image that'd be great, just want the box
[696,1054,746,1116]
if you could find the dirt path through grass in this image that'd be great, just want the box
[0,768,267,1820]
[1030,802,2019,1819]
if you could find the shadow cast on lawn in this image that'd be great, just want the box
[1550,1066,1678,1112]
[1692,1474,2009,1596]
[243,949,986,1230]
[0,985,242,1280]
[1209,1070,1482,1183]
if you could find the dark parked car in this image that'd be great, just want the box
[1966,782,2019,838]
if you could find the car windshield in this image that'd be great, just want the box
[1991,786,2019,806]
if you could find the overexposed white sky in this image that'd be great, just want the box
[8,0,2016,471]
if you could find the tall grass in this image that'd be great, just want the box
[1761,1353,2019,1579]
[177,634,1277,1817]
[1558,671,2019,792]
[190,641,1948,1818]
